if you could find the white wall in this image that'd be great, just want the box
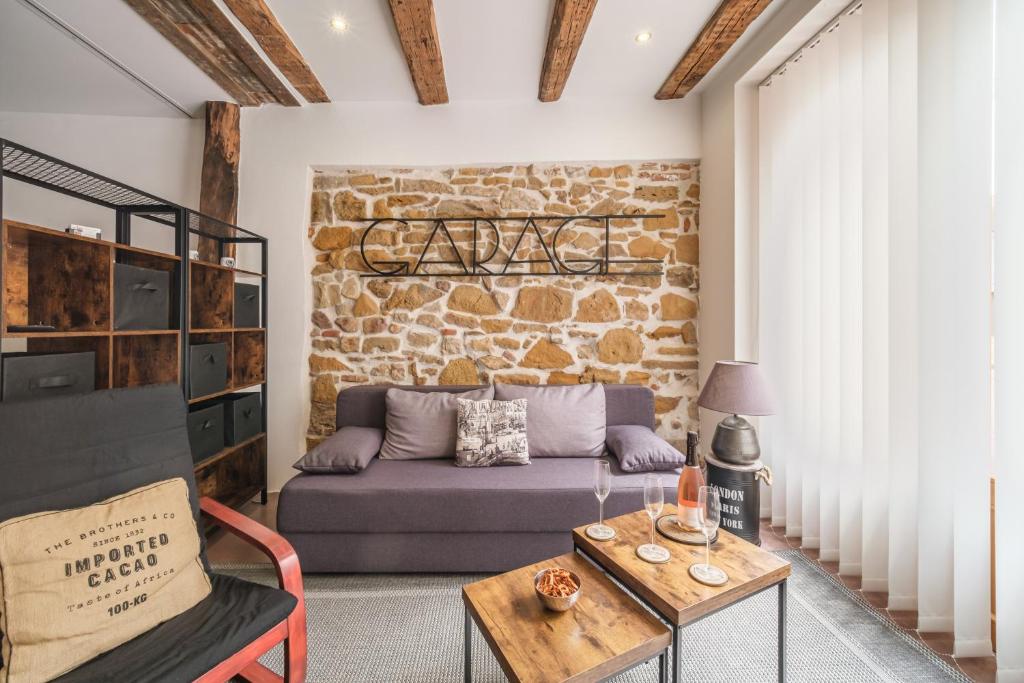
[0,111,203,252]
[237,97,703,490]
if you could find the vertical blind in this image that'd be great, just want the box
[756,0,1023,667]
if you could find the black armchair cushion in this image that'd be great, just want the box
[54,573,297,683]
[0,385,207,563]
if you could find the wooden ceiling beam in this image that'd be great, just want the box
[539,0,598,103]
[386,0,448,106]
[222,0,329,103]
[124,0,298,107]
[656,0,773,100]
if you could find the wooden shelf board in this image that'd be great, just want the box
[3,220,114,250]
[112,329,179,336]
[233,327,265,334]
[3,330,110,339]
[190,259,265,278]
[192,432,266,472]
[113,242,180,261]
[188,381,265,405]
[189,327,234,334]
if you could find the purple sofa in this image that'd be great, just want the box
[277,384,680,573]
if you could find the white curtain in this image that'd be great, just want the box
[994,0,1024,678]
[757,0,1006,664]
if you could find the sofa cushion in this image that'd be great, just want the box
[455,399,529,467]
[52,574,296,683]
[0,478,211,683]
[294,426,384,474]
[380,386,493,460]
[277,458,679,535]
[606,425,686,472]
[494,383,606,457]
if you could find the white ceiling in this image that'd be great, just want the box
[0,0,778,118]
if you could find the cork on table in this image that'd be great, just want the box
[461,551,672,683]
[572,505,791,683]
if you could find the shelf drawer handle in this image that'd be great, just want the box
[242,294,257,302]
[243,408,254,418]
[130,282,160,293]
[201,420,213,430]
[32,375,74,389]
[203,354,216,364]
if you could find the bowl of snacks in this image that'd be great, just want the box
[534,567,581,612]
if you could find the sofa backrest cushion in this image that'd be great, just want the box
[0,385,206,563]
[336,384,656,432]
[494,383,606,457]
[380,386,494,460]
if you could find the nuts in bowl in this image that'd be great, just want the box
[534,567,581,612]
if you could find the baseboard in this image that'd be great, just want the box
[771,515,785,527]
[996,667,1024,683]
[954,638,993,658]
[760,506,771,518]
[917,616,953,632]
[862,577,888,592]
[839,562,861,576]
[818,548,839,562]
[785,524,802,537]
[802,535,820,548]
[887,595,917,610]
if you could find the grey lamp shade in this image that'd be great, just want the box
[697,361,776,416]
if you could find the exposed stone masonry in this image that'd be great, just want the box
[306,161,699,450]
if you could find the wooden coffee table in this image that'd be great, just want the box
[462,552,672,683]
[572,505,791,683]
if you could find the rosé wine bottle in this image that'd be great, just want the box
[676,431,705,532]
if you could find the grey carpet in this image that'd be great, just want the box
[216,551,968,682]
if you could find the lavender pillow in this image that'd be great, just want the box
[380,386,494,459]
[294,426,383,474]
[606,425,685,473]
[494,383,605,457]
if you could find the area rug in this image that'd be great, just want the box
[216,550,968,682]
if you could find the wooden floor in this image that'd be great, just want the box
[208,496,995,682]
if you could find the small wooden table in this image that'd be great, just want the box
[572,505,791,683]
[461,552,672,683]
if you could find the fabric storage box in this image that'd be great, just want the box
[1,351,95,402]
[189,342,228,399]
[234,283,260,328]
[187,403,225,463]
[114,263,172,330]
[219,392,262,445]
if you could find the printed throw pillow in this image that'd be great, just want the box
[455,399,530,467]
[0,478,211,683]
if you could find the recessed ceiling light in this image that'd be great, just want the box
[635,31,652,45]
[329,16,348,33]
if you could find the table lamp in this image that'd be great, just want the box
[697,361,776,465]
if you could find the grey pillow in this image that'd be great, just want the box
[455,399,530,467]
[380,386,494,459]
[293,426,384,473]
[606,425,685,472]
[494,383,606,457]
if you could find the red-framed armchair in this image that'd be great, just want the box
[196,498,307,683]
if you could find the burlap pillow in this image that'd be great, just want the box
[0,478,211,683]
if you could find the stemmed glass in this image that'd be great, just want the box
[636,474,670,563]
[586,460,616,541]
[689,486,729,586]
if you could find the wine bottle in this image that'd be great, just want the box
[676,431,705,532]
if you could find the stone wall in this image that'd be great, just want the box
[306,161,699,450]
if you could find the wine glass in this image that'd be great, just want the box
[636,474,670,563]
[689,486,729,586]
[586,460,616,541]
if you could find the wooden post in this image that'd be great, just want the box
[199,101,240,260]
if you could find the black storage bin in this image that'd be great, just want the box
[187,403,225,463]
[219,392,263,445]
[114,263,171,330]
[189,342,228,399]
[2,351,95,402]
[234,283,260,328]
